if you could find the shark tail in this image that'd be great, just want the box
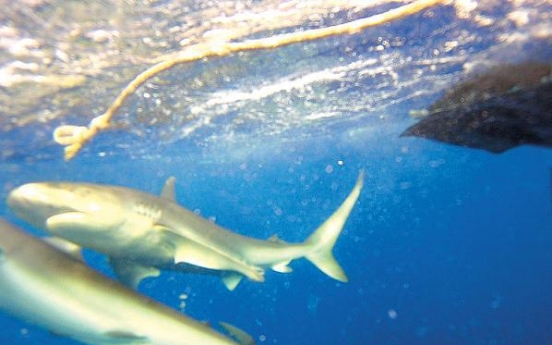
[305,171,364,282]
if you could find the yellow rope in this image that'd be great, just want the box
[53,0,448,161]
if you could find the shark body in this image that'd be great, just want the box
[0,218,251,345]
[8,172,363,290]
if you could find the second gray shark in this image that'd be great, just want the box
[0,218,253,345]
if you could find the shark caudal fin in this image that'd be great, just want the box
[305,171,364,282]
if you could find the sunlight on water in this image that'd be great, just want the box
[1,0,549,161]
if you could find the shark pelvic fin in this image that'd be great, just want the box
[174,240,265,282]
[305,171,364,283]
[266,236,293,273]
[109,258,161,289]
[221,272,244,291]
[160,177,177,201]
[219,322,255,345]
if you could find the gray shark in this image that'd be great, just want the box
[7,172,363,290]
[0,218,253,345]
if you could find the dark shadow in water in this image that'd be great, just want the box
[401,61,552,153]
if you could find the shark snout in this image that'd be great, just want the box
[8,184,51,210]
[7,183,73,228]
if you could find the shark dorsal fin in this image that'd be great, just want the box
[161,177,177,201]
[267,234,286,244]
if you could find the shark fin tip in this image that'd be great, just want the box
[161,177,177,201]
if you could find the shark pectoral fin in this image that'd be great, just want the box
[109,258,161,289]
[174,241,265,282]
[174,241,215,266]
[221,272,244,291]
[43,237,84,261]
[271,261,293,273]
[46,212,119,234]
[219,322,255,345]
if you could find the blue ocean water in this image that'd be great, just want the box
[1,1,552,345]
[2,131,552,345]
